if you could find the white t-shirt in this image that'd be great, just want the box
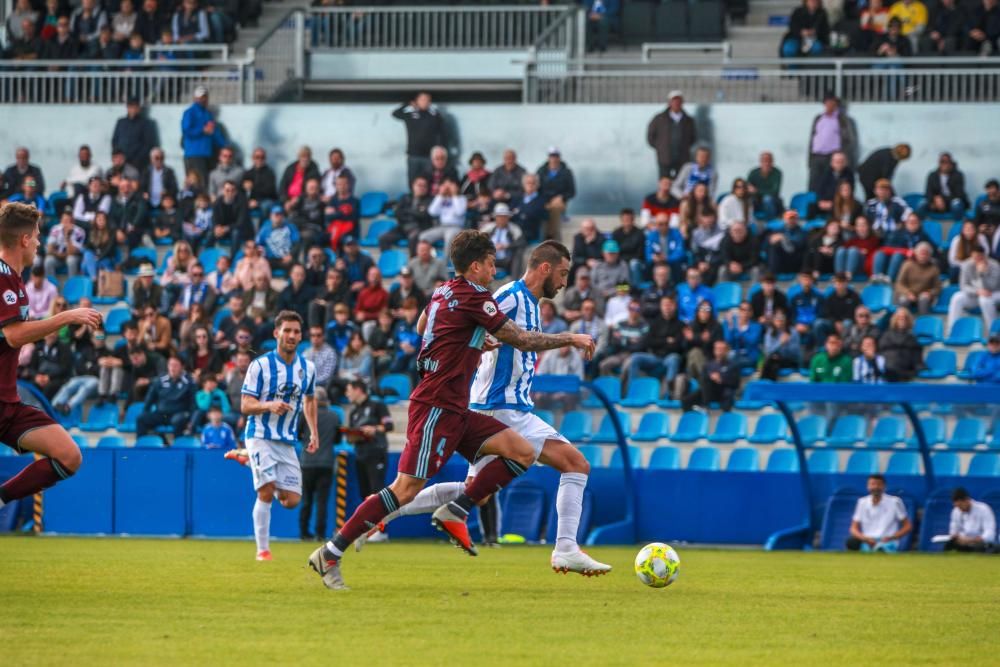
[852,493,908,539]
[949,501,997,542]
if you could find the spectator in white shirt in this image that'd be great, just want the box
[320,148,356,198]
[61,145,103,198]
[44,209,87,278]
[420,177,467,256]
[847,474,912,551]
[72,176,112,227]
[945,487,996,553]
[25,266,58,320]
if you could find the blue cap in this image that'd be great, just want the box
[602,239,620,253]
[342,234,357,245]
[270,204,284,215]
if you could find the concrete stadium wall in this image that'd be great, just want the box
[1,104,997,214]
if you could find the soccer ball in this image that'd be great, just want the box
[634,542,680,588]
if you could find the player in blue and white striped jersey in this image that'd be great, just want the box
[239,310,319,562]
[364,241,611,576]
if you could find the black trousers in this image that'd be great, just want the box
[299,466,333,539]
[356,452,388,501]
[943,539,991,553]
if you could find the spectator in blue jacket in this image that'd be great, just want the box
[871,212,936,281]
[256,206,301,272]
[583,0,620,53]
[676,266,715,323]
[972,335,1000,383]
[646,212,687,282]
[201,405,238,449]
[789,271,826,348]
[137,356,196,438]
[725,301,764,371]
[7,177,47,211]
[181,86,225,187]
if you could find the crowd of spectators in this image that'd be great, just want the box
[2,0,259,63]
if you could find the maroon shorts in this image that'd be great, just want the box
[0,401,57,454]
[398,401,508,479]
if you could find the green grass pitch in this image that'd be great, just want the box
[2,536,998,665]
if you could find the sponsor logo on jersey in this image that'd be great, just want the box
[483,301,497,316]
[3,290,16,305]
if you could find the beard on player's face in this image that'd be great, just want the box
[542,275,561,299]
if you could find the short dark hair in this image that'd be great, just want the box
[952,487,971,502]
[450,230,496,273]
[528,240,571,270]
[31,265,44,277]
[346,379,369,394]
[826,333,842,342]
[0,202,40,249]
[274,310,304,330]
[869,473,887,484]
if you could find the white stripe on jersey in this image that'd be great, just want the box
[469,280,538,412]
[241,351,316,444]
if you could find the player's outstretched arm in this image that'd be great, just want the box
[241,394,292,417]
[2,308,102,349]
[493,319,596,359]
[303,394,319,453]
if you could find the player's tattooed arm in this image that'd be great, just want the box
[493,319,596,359]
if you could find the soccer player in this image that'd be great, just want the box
[309,230,595,590]
[0,203,102,510]
[358,241,612,576]
[240,310,319,561]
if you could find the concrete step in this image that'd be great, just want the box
[231,1,308,60]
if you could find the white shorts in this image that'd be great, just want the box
[468,409,569,476]
[246,438,302,495]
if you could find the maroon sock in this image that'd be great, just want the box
[329,487,398,555]
[0,458,72,504]
[461,457,527,507]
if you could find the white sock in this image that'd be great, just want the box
[253,498,272,553]
[555,472,588,553]
[396,481,466,518]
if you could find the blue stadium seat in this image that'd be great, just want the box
[135,435,164,448]
[868,416,907,449]
[631,412,670,442]
[48,191,68,215]
[590,411,631,443]
[125,248,157,274]
[619,377,660,408]
[158,251,172,275]
[945,317,983,346]
[918,349,956,379]
[57,403,82,429]
[826,415,867,447]
[687,446,721,471]
[72,434,91,449]
[104,307,131,335]
[80,403,118,432]
[329,404,345,423]
[535,409,555,427]
[362,219,396,247]
[947,417,986,450]
[576,444,604,468]
[648,446,681,470]
[957,350,987,380]
[544,488,592,544]
[932,284,959,314]
[845,450,879,475]
[886,451,921,476]
[908,417,945,448]
[198,247,221,272]
[819,488,863,550]
[789,191,816,219]
[377,249,407,278]
[747,413,788,444]
[118,402,144,433]
[932,451,961,476]
[559,411,592,442]
[726,447,760,472]
[766,448,800,472]
[378,373,412,404]
[212,308,232,331]
[921,219,943,247]
[608,445,641,469]
[967,453,1000,476]
[902,192,924,211]
[499,482,546,542]
[860,284,892,313]
[669,411,708,443]
[63,276,93,305]
[96,435,126,448]
[583,376,622,408]
[707,412,747,443]
[359,191,389,218]
[912,315,944,345]
[918,490,954,551]
[712,281,742,311]
[796,415,827,445]
[172,436,201,448]
[808,450,840,474]
[988,424,1000,449]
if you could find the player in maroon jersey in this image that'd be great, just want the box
[0,203,103,511]
[309,230,595,590]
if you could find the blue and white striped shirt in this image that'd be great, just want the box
[241,351,316,444]
[469,279,539,412]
